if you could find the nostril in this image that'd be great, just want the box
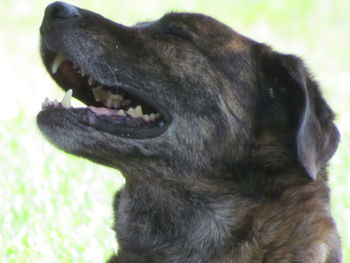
[46,1,80,19]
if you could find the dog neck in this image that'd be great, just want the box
[112,166,334,263]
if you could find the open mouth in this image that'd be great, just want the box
[40,50,170,139]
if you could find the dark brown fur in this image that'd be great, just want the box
[37,2,342,262]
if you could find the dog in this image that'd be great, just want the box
[37,2,342,262]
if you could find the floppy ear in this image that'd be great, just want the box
[258,48,340,180]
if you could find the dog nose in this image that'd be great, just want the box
[45,1,80,19]
[41,2,80,34]
[45,2,79,19]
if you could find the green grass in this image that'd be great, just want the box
[1,0,349,262]
[0,113,123,262]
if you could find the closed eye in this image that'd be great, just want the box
[153,27,190,41]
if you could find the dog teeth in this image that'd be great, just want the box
[51,55,66,74]
[149,113,156,122]
[90,86,161,122]
[126,107,144,119]
[117,107,159,122]
[126,106,156,121]
[46,56,162,121]
[117,109,126,116]
[143,114,150,122]
[92,86,104,102]
[41,90,73,109]
[53,99,59,107]
[42,97,50,107]
[41,89,161,122]
[105,97,114,108]
[134,105,143,117]
[127,107,136,117]
[61,89,73,108]
[92,86,126,109]
[111,94,124,107]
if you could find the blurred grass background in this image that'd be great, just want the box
[0,0,349,262]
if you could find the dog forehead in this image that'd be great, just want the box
[158,12,234,33]
[137,12,249,49]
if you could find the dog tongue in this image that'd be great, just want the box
[88,106,117,116]
[85,107,152,129]
[87,106,148,127]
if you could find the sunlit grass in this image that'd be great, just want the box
[0,114,123,263]
[1,0,349,262]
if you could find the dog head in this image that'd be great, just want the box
[37,2,339,180]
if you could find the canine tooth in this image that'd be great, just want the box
[134,105,143,118]
[51,55,66,74]
[61,89,73,108]
[88,76,95,86]
[117,109,126,116]
[155,113,160,119]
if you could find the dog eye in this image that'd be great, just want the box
[154,27,189,40]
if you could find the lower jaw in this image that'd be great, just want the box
[39,104,169,139]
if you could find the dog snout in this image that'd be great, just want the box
[40,1,80,34]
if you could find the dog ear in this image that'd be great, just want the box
[258,48,340,180]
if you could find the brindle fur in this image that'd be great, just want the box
[38,3,342,262]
